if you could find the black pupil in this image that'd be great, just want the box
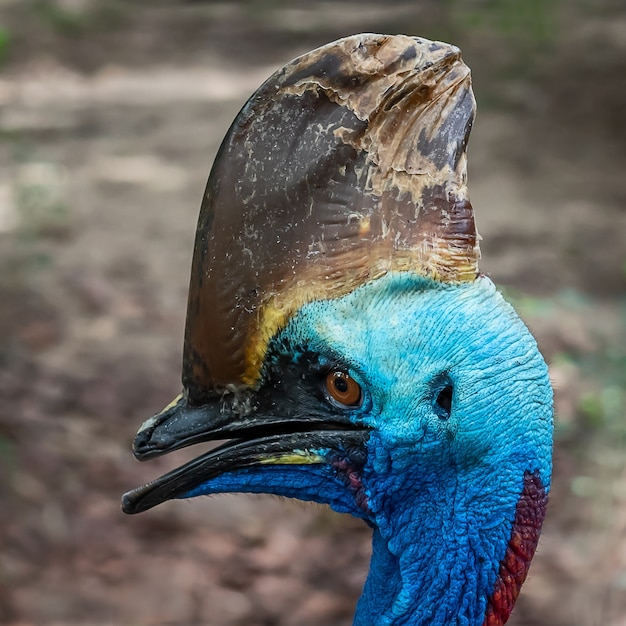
[334,377,349,393]
[436,385,453,417]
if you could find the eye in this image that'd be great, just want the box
[325,370,362,408]
[434,385,453,419]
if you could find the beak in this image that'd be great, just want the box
[121,393,370,515]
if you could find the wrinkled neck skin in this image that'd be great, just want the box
[355,462,539,626]
[183,274,553,626]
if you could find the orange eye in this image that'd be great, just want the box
[325,370,362,407]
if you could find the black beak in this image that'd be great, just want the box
[121,393,370,515]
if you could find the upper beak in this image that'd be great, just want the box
[121,393,370,515]
[131,393,247,461]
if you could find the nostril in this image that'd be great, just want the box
[132,428,165,459]
[133,429,152,452]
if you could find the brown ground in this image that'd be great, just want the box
[1,2,625,625]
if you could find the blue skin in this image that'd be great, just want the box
[183,273,553,626]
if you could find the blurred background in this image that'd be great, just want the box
[0,1,625,624]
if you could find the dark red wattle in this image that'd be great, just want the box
[483,471,549,626]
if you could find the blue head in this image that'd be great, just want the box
[123,272,552,625]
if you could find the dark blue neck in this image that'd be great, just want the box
[354,529,401,625]
[353,488,510,626]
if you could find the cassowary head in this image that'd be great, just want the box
[122,35,553,626]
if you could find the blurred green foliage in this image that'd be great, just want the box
[577,343,626,438]
[505,287,626,447]
[0,26,10,65]
[28,0,125,38]
[0,435,17,478]
[0,157,69,290]
[32,0,90,37]
[450,0,558,44]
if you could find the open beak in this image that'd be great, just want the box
[121,394,370,515]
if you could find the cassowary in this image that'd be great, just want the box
[122,34,553,626]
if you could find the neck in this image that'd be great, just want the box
[354,529,400,626]
[355,521,497,626]
[354,471,548,626]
